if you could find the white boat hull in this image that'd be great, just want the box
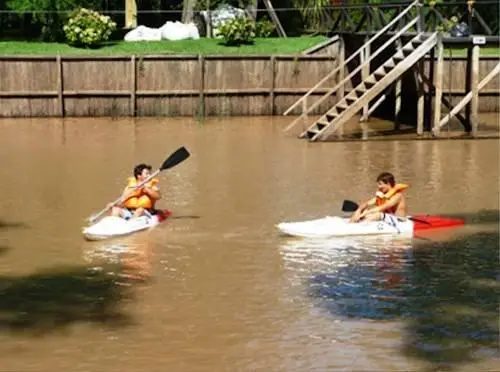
[82,211,169,241]
[276,216,414,239]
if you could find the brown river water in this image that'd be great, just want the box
[0,116,498,372]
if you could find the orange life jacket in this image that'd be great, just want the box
[375,183,409,214]
[123,177,159,209]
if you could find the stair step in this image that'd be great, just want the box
[364,76,377,85]
[306,129,319,139]
[337,103,348,112]
[326,113,337,122]
[382,58,396,73]
[393,51,406,61]
[316,120,329,129]
[364,80,376,89]
[354,88,366,98]
[402,46,414,56]
[373,69,386,80]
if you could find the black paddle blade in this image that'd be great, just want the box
[342,199,359,212]
[160,147,190,171]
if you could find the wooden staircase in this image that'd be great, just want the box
[281,0,444,141]
[302,32,438,141]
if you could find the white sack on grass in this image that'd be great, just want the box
[124,21,200,42]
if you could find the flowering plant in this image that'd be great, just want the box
[218,16,255,46]
[63,8,117,48]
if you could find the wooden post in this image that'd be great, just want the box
[199,54,205,118]
[470,45,480,137]
[465,46,473,132]
[338,36,345,101]
[361,36,370,119]
[417,0,424,33]
[425,47,435,131]
[56,54,64,117]
[416,60,424,135]
[269,56,275,115]
[432,34,444,135]
[130,55,136,116]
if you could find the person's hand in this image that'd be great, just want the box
[350,213,361,223]
[107,202,115,209]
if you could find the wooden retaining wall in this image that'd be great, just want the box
[0,54,498,117]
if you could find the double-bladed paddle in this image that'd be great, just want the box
[87,146,190,224]
[341,199,431,225]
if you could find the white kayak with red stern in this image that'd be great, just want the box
[276,214,464,239]
[82,209,172,241]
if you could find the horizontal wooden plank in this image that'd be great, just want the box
[0,88,497,98]
[0,91,58,97]
[63,90,130,97]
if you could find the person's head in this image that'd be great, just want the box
[376,172,395,193]
[134,163,152,181]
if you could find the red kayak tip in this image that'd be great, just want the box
[412,215,465,231]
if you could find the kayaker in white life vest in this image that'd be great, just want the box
[108,163,162,220]
[349,172,408,223]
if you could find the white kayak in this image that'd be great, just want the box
[276,214,465,239]
[82,209,172,241]
[277,215,413,239]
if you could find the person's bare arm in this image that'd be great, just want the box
[350,197,376,222]
[362,193,402,217]
[143,185,161,201]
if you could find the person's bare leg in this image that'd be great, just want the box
[111,206,122,217]
[132,207,145,219]
[363,211,383,222]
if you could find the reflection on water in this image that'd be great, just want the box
[280,236,414,319]
[279,227,499,369]
[83,235,156,284]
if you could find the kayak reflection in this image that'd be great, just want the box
[83,234,155,284]
[279,236,415,320]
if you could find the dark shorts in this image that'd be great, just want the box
[126,207,157,215]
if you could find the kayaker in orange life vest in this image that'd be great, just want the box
[349,172,408,223]
[109,163,162,220]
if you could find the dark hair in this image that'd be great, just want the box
[134,163,152,179]
[376,172,395,186]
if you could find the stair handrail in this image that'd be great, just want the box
[283,0,420,117]
[283,17,422,133]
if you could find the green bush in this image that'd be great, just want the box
[218,16,255,46]
[63,8,116,48]
[255,18,275,37]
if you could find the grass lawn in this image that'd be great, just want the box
[0,37,497,57]
[0,36,329,56]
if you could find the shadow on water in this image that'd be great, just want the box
[170,215,201,220]
[444,209,500,225]
[0,264,136,335]
[0,219,28,230]
[306,214,499,368]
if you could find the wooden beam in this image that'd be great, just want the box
[437,63,500,130]
[432,35,444,135]
[470,45,480,136]
[262,0,287,38]
[415,61,424,135]
[56,55,64,117]
[361,36,371,119]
